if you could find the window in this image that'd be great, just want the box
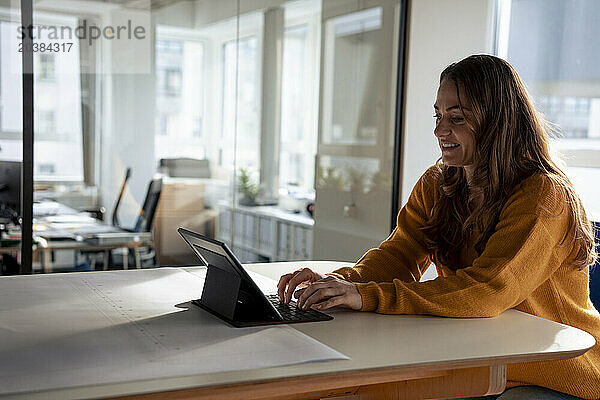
[154,29,205,162]
[164,68,182,96]
[35,111,56,134]
[157,114,168,136]
[0,20,24,134]
[37,54,55,81]
[220,36,259,170]
[0,16,84,181]
[280,152,303,186]
[192,116,202,138]
[496,0,600,217]
[156,41,183,97]
[38,163,55,175]
[279,24,317,192]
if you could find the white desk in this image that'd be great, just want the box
[0,261,594,400]
[32,204,154,272]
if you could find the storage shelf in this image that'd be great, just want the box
[217,203,313,263]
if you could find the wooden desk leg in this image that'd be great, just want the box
[40,249,45,273]
[42,250,52,274]
[355,365,506,400]
[134,248,141,269]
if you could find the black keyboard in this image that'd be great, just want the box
[265,294,333,323]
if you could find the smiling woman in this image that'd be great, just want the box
[278,55,600,400]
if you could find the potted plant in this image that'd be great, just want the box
[237,168,259,206]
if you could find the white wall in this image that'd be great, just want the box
[194,0,285,27]
[400,0,495,204]
[154,1,195,27]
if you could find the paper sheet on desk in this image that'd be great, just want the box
[42,214,98,224]
[0,268,348,395]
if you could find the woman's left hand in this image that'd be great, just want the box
[294,276,362,311]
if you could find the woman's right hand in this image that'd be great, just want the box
[277,268,326,304]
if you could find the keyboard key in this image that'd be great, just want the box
[265,294,332,323]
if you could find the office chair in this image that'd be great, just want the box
[110,168,162,235]
[132,178,162,234]
[590,221,600,310]
[113,177,163,268]
[84,173,163,270]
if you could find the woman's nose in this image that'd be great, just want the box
[434,120,450,137]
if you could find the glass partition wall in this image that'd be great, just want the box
[314,0,400,261]
[5,0,405,273]
[0,0,24,274]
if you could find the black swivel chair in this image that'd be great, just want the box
[132,178,162,234]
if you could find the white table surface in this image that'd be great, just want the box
[0,261,594,400]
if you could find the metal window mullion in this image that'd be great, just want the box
[391,0,410,233]
[20,0,34,274]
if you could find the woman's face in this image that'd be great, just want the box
[434,79,476,171]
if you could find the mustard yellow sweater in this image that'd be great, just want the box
[330,166,600,399]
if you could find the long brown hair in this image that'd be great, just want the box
[423,54,597,270]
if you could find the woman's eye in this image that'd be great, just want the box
[451,116,465,123]
[433,114,441,122]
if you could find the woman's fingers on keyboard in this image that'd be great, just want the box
[277,273,294,301]
[296,281,336,309]
[300,288,339,310]
[296,277,362,311]
[277,270,309,301]
[280,268,325,304]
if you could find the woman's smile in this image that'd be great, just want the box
[440,142,460,150]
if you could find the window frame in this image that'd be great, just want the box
[278,9,321,193]
[196,12,264,173]
[219,33,260,171]
[0,10,91,183]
